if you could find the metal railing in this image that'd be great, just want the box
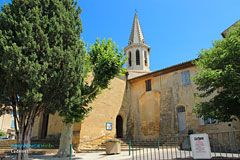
[130,130,240,160]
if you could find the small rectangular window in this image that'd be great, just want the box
[181,70,191,85]
[145,79,152,92]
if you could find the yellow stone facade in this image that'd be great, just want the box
[30,60,240,150]
[127,63,240,140]
[30,15,240,150]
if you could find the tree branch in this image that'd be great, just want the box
[85,86,99,100]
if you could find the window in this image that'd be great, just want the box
[199,117,218,125]
[136,50,140,65]
[128,52,132,67]
[145,79,152,92]
[11,120,15,128]
[181,70,191,85]
[11,111,19,117]
[177,106,185,113]
[144,51,147,66]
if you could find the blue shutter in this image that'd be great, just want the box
[11,120,15,128]
[181,71,191,85]
[181,71,186,85]
[186,71,190,84]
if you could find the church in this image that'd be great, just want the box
[28,13,240,150]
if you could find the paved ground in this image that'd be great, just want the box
[4,151,132,160]
[3,149,240,160]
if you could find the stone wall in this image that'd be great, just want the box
[128,65,240,140]
[78,76,127,149]
[31,76,127,150]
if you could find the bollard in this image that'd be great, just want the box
[69,144,72,160]
[129,140,131,156]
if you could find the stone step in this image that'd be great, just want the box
[78,147,137,152]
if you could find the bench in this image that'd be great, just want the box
[0,154,6,160]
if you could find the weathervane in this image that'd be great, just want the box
[135,9,138,14]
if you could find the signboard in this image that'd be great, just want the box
[190,133,211,159]
[106,122,112,130]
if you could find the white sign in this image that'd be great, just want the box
[190,133,211,159]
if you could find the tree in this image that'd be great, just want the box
[0,0,85,159]
[193,21,240,122]
[57,39,126,157]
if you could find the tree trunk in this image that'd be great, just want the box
[57,122,75,157]
[16,120,34,160]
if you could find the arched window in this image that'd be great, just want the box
[177,106,185,113]
[128,52,132,67]
[136,50,140,65]
[144,51,147,66]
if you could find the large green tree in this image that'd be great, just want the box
[0,0,126,159]
[0,0,85,159]
[57,39,126,157]
[193,21,240,122]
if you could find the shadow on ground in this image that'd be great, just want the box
[5,155,83,160]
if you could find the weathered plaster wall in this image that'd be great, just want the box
[0,114,13,132]
[128,65,240,139]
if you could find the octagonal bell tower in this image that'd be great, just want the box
[124,12,151,76]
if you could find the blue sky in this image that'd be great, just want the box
[1,0,239,71]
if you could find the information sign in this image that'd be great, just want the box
[190,133,211,159]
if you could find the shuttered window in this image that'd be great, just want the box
[145,79,152,92]
[181,70,191,85]
[11,120,15,128]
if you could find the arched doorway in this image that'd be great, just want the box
[116,115,123,138]
[40,112,49,139]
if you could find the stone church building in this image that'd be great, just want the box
[30,13,240,150]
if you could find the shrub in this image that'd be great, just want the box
[0,130,6,137]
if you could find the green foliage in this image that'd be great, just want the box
[0,0,126,127]
[89,38,126,90]
[0,0,85,127]
[193,21,240,122]
[59,38,126,123]
[0,130,6,137]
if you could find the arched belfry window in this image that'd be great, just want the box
[136,50,140,65]
[144,51,147,66]
[128,52,132,67]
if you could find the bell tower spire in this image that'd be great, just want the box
[129,12,145,45]
[125,12,151,77]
